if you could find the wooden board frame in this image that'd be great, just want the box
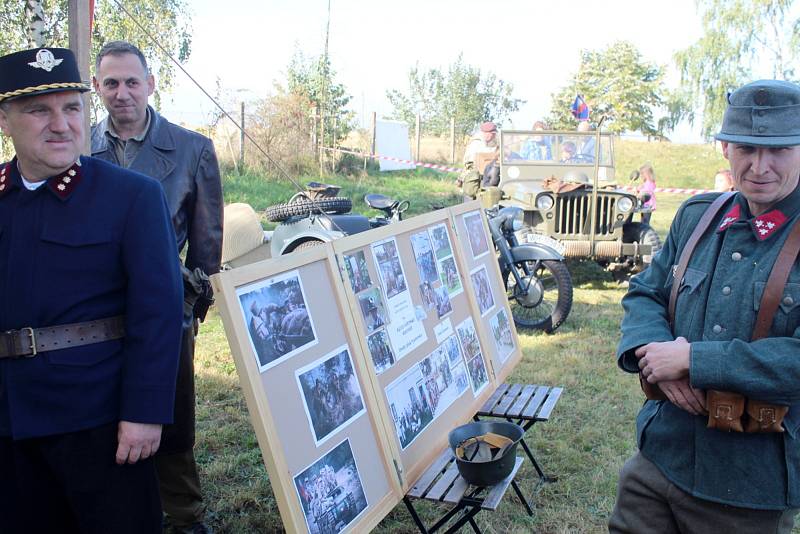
[211,202,525,530]
[448,201,523,385]
[211,245,400,534]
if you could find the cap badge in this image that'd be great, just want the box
[754,88,769,106]
[28,49,63,72]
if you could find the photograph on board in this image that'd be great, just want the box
[294,438,368,534]
[456,317,481,360]
[442,334,462,366]
[357,287,388,333]
[372,238,408,299]
[385,364,434,449]
[470,265,495,317]
[433,284,453,319]
[467,354,489,394]
[296,345,366,445]
[418,281,436,311]
[463,211,490,259]
[410,230,440,285]
[490,309,515,363]
[237,270,317,372]
[429,222,453,261]
[342,250,372,294]
[420,348,468,419]
[366,329,395,375]
[439,256,462,296]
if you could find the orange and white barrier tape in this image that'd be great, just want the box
[619,185,713,195]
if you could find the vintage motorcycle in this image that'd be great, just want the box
[484,205,572,333]
[254,183,571,332]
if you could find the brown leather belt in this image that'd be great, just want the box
[0,316,125,359]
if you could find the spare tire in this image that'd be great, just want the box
[265,197,352,222]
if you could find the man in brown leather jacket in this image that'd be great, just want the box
[91,41,223,534]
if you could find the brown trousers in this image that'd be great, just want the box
[609,453,798,534]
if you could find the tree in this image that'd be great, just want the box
[675,0,800,138]
[0,0,192,111]
[285,49,354,147]
[548,41,673,136]
[386,54,524,137]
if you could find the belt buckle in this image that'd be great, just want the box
[21,327,37,357]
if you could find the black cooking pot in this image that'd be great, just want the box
[448,421,524,487]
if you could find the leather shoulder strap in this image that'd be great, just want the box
[669,192,735,329]
[753,219,800,340]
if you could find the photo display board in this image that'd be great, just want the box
[332,207,499,489]
[211,247,399,534]
[449,202,523,384]
[211,201,524,531]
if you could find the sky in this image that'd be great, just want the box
[158,0,705,141]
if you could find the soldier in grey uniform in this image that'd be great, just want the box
[459,121,498,199]
[610,80,800,532]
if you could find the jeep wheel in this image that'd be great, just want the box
[623,222,662,266]
[503,259,573,333]
[265,197,352,223]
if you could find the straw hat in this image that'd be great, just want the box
[222,203,271,268]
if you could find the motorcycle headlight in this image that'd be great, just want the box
[535,194,554,211]
[499,206,524,232]
[618,196,634,213]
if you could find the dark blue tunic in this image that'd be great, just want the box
[0,156,183,439]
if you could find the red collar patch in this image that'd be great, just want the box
[0,162,11,197]
[751,209,788,241]
[717,204,741,232]
[45,159,83,200]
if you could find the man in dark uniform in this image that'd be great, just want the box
[0,47,183,533]
[610,80,800,532]
[91,41,223,534]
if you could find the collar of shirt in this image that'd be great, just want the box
[717,186,800,241]
[105,106,151,143]
[0,157,84,201]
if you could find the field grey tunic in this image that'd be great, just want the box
[617,186,800,510]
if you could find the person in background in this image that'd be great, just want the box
[636,164,657,225]
[714,168,735,192]
[91,40,222,534]
[520,120,552,161]
[458,121,499,199]
[577,120,596,160]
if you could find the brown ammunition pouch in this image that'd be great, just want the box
[705,391,788,433]
[639,191,800,434]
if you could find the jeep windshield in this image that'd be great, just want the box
[499,130,615,183]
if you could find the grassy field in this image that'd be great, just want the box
[191,141,721,533]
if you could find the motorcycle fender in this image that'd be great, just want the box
[275,229,345,256]
[509,243,564,263]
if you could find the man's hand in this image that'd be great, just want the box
[116,421,162,465]
[659,378,707,416]
[636,337,691,383]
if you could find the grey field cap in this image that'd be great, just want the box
[716,79,800,146]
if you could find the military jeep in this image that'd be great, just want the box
[491,129,661,277]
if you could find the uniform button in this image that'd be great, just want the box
[758,126,766,133]
[713,325,723,334]
[722,286,731,295]
[731,252,742,261]
[758,110,765,117]
[783,296,794,306]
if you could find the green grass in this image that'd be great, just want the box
[195,142,735,532]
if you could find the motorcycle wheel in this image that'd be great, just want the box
[265,197,352,222]
[503,259,573,334]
